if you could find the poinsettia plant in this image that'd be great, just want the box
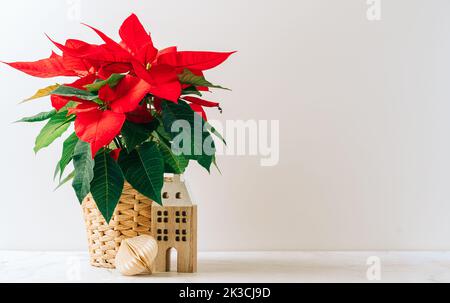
[5,14,233,223]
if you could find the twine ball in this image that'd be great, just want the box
[115,235,159,276]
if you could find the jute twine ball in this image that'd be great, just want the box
[115,235,159,276]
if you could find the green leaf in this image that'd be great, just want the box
[119,141,164,205]
[121,120,159,152]
[198,153,213,173]
[161,100,216,172]
[58,132,79,179]
[58,101,78,112]
[91,150,125,223]
[212,155,222,175]
[15,110,56,123]
[54,171,75,191]
[158,139,189,174]
[51,85,98,101]
[181,86,203,97]
[53,161,61,180]
[84,73,126,92]
[205,121,227,146]
[72,141,95,203]
[22,84,60,103]
[34,111,73,153]
[155,123,173,144]
[178,69,230,90]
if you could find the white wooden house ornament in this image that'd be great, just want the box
[151,174,197,273]
[161,175,193,206]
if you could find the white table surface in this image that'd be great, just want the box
[1,251,450,283]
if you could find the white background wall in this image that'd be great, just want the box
[1,0,450,251]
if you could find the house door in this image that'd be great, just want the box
[166,247,178,272]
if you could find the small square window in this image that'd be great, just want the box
[164,218,168,223]
[182,218,187,223]
[176,211,180,216]
[157,211,162,216]
[164,211,169,216]
[157,236,162,241]
[164,230,168,235]
[176,230,180,235]
[182,230,187,235]
[176,218,180,223]
[176,236,180,242]
[157,229,162,234]
[164,236,169,241]
[157,218,162,223]
[182,211,187,217]
[182,236,187,242]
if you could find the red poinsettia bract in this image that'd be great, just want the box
[68,75,152,156]
[4,14,234,157]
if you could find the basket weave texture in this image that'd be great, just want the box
[82,182,154,269]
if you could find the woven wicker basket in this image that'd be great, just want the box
[82,182,156,268]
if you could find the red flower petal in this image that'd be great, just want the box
[149,81,181,103]
[189,103,208,121]
[97,63,132,79]
[119,14,157,58]
[49,51,60,59]
[183,96,220,108]
[48,35,130,64]
[98,85,117,103]
[135,43,158,66]
[68,102,99,115]
[158,51,235,71]
[126,104,154,124]
[72,74,98,89]
[133,62,181,102]
[51,95,71,111]
[48,36,98,60]
[110,148,122,161]
[158,46,177,57]
[61,40,98,76]
[62,56,94,77]
[74,107,126,157]
[3,53,78,78]
[110,76,153,113]
[82,23,131,60]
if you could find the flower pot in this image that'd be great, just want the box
[82,182,155,268]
